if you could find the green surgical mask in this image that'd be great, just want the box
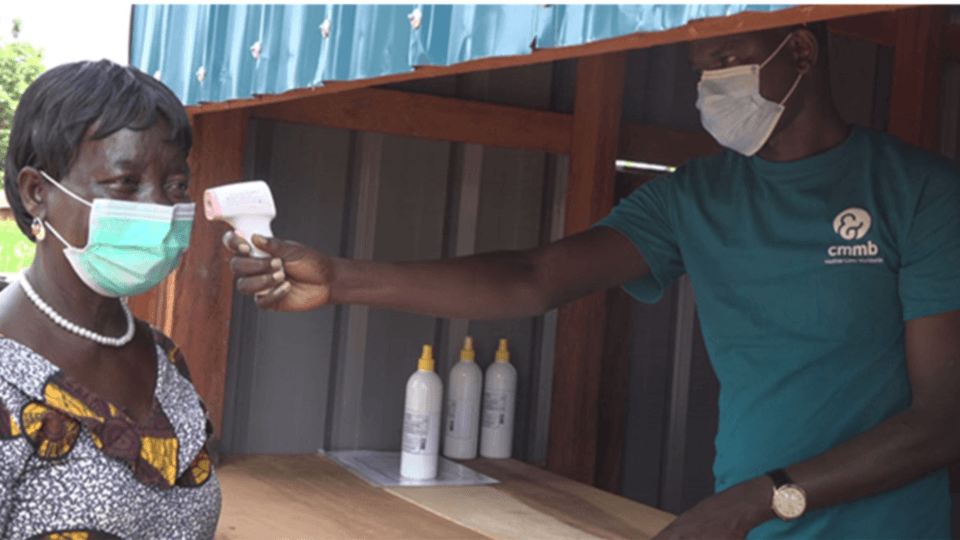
[40,170,195,298]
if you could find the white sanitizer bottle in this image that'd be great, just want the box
[443,337,483,460]
[480,338,517,459]
[400,345,443,479]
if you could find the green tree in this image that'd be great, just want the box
[0,19,42,273]
[0,20,44,187]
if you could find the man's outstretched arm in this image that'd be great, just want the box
[223,225,650,320]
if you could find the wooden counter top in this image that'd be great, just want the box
[215,454,674,540]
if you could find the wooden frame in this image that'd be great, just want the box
[547,52,627,486]
[251,88,572,154]
[130,6,954,493]
[188,5,900,117]
[889,7,948,152]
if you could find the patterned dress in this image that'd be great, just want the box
[0,328,221,539]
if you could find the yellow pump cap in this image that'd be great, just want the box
[495,338,510,362]
[418,345,435,371]
[460,337,475,361]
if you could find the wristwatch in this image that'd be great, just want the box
[767,469,807,521]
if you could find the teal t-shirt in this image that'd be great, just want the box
[598,126,959,539]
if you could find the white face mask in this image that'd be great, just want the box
[695,32,803,157]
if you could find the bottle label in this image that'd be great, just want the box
[446,398,476,438]
[482,390,512,429]
[402,411,438,455]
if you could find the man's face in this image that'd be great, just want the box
[688,29,801,107]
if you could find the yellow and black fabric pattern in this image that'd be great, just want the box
[0,328,221,539]
[21,402,80,459]
[27,530,124,540]
[176,446,212,487]
[37,372,180,488]
[152,331,193,384]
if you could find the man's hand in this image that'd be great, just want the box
[223,231,333,311]
[652,477,773,540]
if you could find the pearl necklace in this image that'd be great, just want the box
[18,274,135,347]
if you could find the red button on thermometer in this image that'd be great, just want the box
[204,180,276,257]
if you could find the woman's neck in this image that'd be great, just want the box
[24,247,127,335]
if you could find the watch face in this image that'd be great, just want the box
[773,485,807,520]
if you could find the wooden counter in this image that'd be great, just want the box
[214,454,674,540]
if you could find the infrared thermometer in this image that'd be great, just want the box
[204,180,276,257]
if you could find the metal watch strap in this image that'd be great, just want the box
[767,468,792,488]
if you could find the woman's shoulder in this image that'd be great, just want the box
[0,340,37,450]
[0,333,59,403]
[145,322,195,384]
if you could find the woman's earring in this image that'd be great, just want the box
[31,217,45,242]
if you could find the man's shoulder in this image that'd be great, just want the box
[648,149,742,193]
[856,127,959,179]
[680,148,742,175]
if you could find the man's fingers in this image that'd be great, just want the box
[236,269,286,296]
[255,281,292,310]
[231,256,283,276]
[251,234,283,255]
[222,231,252,255]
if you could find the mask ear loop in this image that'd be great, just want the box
[38,170,92,250]
[41,214,77,250]
[759,31,795,70]
[39,170,93,208]
[757,32,805,107]
[778,71,804,107]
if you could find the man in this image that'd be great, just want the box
[224,24,960,539]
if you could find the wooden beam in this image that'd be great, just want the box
[254,84,723,166]
[172,109,249,446]
[251,88,572,154]
[188,5,901,118]
[547,52,627,486]
[888,6,947,152]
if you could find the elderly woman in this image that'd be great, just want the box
[0,61,220,538]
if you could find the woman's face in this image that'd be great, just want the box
[45,118,191,248]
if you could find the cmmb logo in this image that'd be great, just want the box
[826,207,882,264]
[828,242,879,257]
[832,207,872,240]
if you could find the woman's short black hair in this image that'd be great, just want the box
[3,60,192,240]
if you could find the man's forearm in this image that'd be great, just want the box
[739,407,960,530]
[324,226,651,321]
[790,407,958,509]
[328,250,552,320]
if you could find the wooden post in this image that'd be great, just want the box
[593,285,634,492]
[888,6,947,152]
[168,109,249,445]
[547,52,627,486]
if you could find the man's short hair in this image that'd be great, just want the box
[3,60,192,240]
